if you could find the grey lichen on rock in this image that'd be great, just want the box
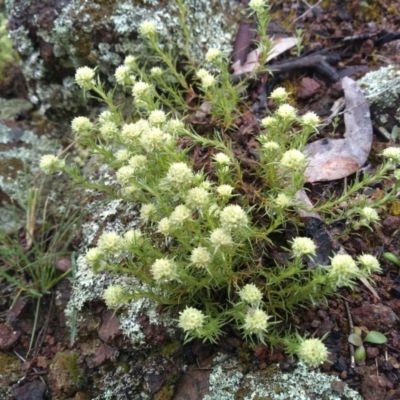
[358,64,400,131]
[6,0,244,115]
[203,354,364,400]
[0,121,62,231]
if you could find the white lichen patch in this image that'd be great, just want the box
[203,355,363,400]
[66,185,176,347]
[358,64,400,126]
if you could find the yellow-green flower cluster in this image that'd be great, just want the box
[297,338,329,368]
[40,155,65,174]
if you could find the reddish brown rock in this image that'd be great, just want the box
[351,304,398,330]
[297,77,321,99]
[0,324,21,350]
[362,374,393,400]
[98,310,120,344]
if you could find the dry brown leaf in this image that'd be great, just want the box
[231,37,299,75]
[304,77,373,182]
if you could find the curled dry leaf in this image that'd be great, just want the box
[231,37,299,75]
[304,77,373,182]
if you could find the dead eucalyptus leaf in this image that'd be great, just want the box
[304,77,373,182]
[231,37,299,76]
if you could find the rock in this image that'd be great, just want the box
[386,389,400,400]
[88,343,116,368]
[366,346,380,359]
[297,77,322,99]
[98,310,120,344]
[382,216,400,236]
[0,324,21,350]
[6,0,242,115]
[12,380,47,400]
[361,374,393,400]
[47,350,84,398]
[351,304,399,330]
[358,64,400,133]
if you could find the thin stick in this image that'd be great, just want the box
[344,299,356,368]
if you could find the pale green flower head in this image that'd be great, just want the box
[123,55,136,69]
[205,48,222,63]
[139,20,157,37]
[166,118,185,133]
[71,116,93,135]
[217,184,234,197]
[165,162,194,186]
[116,165,135,186]
[358,254,381,273]
[157,217,172,236]
[40,155,65,174]
[120,185,139,198]
[123,229,144,248]
[249,0,267,13]
[178,306,205,332]
[301,111,320,128]
[394,169,400,180]
[115,149,131,163]
[114,65,131,85]
[121,121,146,142]
[98,110,114,124]
[99,121,118,140]
[186,187,210,209]
[276,104,297,121]
[200,73,216,89]
[291,237,317,257]
[97,231,123,255]
[148,110,167,126]
[196,68,209,79]
[132,81,152,97]
[382,147,400,163]
[297,338,329,368]
[128,155,147,170]
[85,247,103,267]
[209,228,233,247]
[139,127,165,152]
[243,308,270,335]
[261,116,277,128]
[219,205,248,231]
[103,285,127,309]
[275,193,292,208]
[213,152,231,165]
[360,206,380,224]
[150,66,163,77]
[280,149,306,169]
[263,141,280,151]
[169,205,191,227]
[151,258,177,281]
[140,203,157,222]
[190,246,212,268]
[239,284,263,305]
[269,87,288,103]
[328,254,359,287]
[75,66,95,89]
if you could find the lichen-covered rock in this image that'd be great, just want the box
[6,0,243,115]
[358,64,400,132]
